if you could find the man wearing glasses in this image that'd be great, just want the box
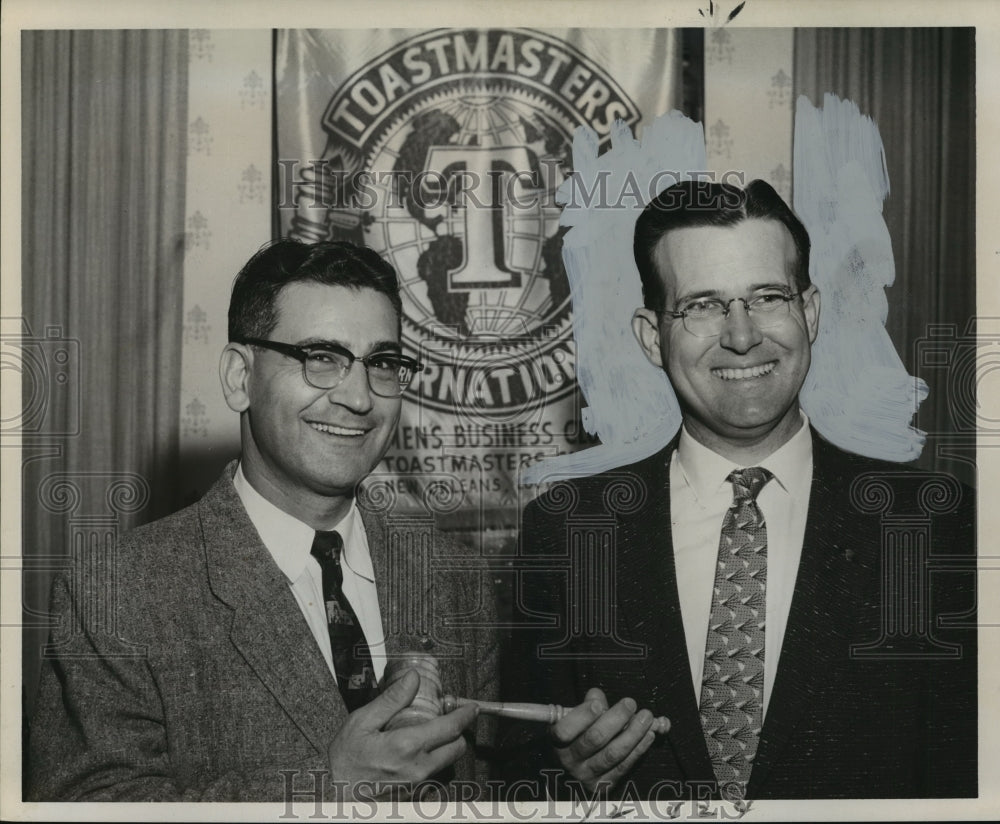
[502,180,976,800]
[28,240,498,801]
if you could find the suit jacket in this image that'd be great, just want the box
[27,462,499,801]
[499,430,977,799]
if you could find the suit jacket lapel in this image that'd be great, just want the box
[358,499,438,664]
[199,462,347,754]
[749,432,867,794]
[613,443,717,784]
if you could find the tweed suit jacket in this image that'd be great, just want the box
[27,461,499,801]
[499,430,977,799]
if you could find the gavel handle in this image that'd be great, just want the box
[442,695,670,734]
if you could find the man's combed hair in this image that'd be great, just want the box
[227,239,403,341]
[633,179,812,312]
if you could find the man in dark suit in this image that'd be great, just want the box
[27,240,498,801]
[501,180,976,800]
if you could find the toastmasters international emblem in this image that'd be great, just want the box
[286,29,640,419]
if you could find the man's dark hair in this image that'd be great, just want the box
[228,239,403,341]
[633,179,812,312]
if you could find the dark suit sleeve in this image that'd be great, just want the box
[493,495,584,795]
[437,533,502,789]
[849,472,979,798]
[919,480,978,796]
[754,448,980,799]
[26,570,333,802]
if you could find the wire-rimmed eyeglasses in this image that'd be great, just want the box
[238,337,424,398]
[663,289,806,338]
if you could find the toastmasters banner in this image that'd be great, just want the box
[275,29,680,521]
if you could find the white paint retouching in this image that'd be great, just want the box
[522,96,926,485]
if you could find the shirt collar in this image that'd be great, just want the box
[233,463,370,583]
[675,411,813,502]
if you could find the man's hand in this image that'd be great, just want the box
[327,668,477,797]
[550,687,656,794]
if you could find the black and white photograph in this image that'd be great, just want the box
[1,0,996,820]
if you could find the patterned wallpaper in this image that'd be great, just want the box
[179,30,272,502]
[704,28,794,201]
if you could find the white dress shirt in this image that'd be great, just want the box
[669,414,813,718]
[233,464,387,683]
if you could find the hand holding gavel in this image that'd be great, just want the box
[381,653,671,734]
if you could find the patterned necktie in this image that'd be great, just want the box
[698,466,772,800]
[310,530,377,712]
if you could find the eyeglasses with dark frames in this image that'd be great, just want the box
[662,288,806,338]
[238,337,424,398]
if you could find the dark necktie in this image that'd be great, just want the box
[698,466,772,800]
[310,529,377,711]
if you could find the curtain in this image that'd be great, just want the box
[794,28,976,485]
[20,30,189,721]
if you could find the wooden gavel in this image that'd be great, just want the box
[382,653,670,734]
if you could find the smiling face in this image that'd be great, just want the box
[221,281,402,526]
[633,218,820,462]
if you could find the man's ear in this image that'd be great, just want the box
[632,308,665,368]
[220,343,253,413]
[801,285,821,343]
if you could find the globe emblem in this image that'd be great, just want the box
[363,88,573,346]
